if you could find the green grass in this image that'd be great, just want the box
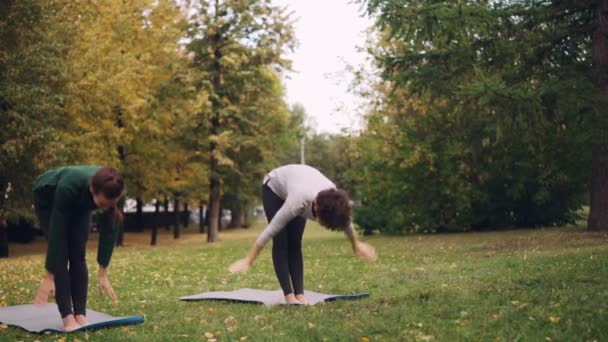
[1,222,607,341]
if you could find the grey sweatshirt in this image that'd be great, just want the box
[256,164,356,247]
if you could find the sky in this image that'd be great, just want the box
[277,0,373,134]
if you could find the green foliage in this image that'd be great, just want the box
[0,0,71,222]
[186,0,295,233]
[304,134,360,197]
[353,0,594,233]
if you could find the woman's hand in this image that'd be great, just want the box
[228,258,252,273]
[34,272,54,305]
[98,268,118,301]
[353,241,377,261]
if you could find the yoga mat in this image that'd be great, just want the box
[180,288,369,306]
[0,303,144,333]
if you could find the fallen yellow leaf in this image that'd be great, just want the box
[549,316,561,323]
[359,337,370,342]
[224,316,236,326]
[308,322,316,328]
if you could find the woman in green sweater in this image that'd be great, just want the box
[32,166,125,332]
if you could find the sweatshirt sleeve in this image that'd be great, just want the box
[96,210,119,268]
[44,186,73,272]
[255,198,302,247]
[344,222,357,239]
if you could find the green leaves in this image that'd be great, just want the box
[353,0,592,233]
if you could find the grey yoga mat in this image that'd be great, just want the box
[179,288,369,306]
[0,303,144,333]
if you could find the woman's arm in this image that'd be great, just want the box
[228,243,264,272]
[229,199,299,272]
[98,266,118,301]
[345,223,377,261]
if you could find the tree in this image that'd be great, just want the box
[0,0,71,256]
[187,0,295,242]
[356,0,596,232]
[589,0,608,231]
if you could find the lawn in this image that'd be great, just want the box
[1,221,607,341]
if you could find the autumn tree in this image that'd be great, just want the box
[186,0,295,241]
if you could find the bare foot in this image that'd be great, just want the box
[284,293,301,304]
[75,314,90,326]
[62,314,81,332]
[295,294,310,305]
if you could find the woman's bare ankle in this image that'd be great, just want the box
[284,293,300,304]
[295,294,310,305]
[74,314,90,326]
[62,314,81,332]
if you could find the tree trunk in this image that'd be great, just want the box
[151,200,160,246]
[590,0,608,231]
[243,204,251,228]
[183,202,189,228]
[589,146,608,230]
[207,3,224,243]
[173,197,180,239]
[229,205,244,228]
[164,196,170,230]
[136,197,144,232]
[207,182,221,242]
[0,224,8,258]
[199,201,206,234]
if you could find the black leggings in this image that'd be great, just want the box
[35,205,90,318]
[262,184,306,296]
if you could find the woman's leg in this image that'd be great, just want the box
[262,185,295,297]
[69,212,91,323]
[286,217,306,297]
[43,219,73,318]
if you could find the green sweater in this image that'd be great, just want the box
[33,166,120,272]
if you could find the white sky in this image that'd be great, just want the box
[277,0,373,135]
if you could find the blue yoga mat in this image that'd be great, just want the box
[180,288,369,306]
[0,304,144,333]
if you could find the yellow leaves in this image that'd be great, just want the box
[415,333,434,341]
[0,323,8,330]
[548,316,561,323]
[122,326,134,336]
[449,262,458,270]
[55,337,67,342]
[510,301,528,309]
[224,316,237,332]
[359,337,370,342]
[308,322,316,329]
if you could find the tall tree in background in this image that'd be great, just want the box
[590,0,608,231]
[357,0,598,232]
[187,0,294,242]
[0,0,71,257]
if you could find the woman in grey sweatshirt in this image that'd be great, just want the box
[229,164,376,304]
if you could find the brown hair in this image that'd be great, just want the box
[91,167,125,222]
[315,188,351,231]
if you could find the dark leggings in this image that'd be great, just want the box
[36,205,90,318]
[262,184,306,296]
